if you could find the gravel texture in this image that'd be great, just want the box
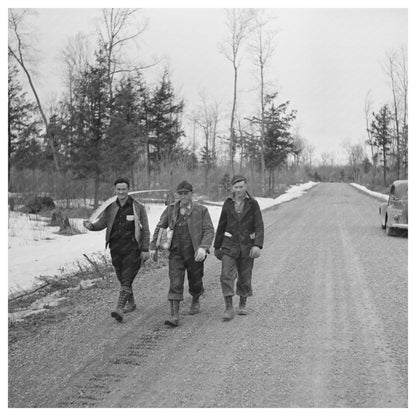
[8,183,407,407]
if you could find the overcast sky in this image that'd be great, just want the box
[8,5,408,163]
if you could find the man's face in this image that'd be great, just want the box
[115,183,129,202]
[178,190,192,205]
[232,181,247,198]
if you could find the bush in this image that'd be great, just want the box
[25,196,55,214]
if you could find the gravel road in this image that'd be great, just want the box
[8,183,407,407]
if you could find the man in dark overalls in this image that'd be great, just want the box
[214,175,264,321]
[150,181,214,326]
[84,177,150,322]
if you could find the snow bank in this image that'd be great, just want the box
[8,182,317,292]
[350,183,388,201]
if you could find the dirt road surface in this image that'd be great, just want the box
[9,183,407,407]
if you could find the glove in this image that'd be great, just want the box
[194,247,207,262]
[141,251,150,263]
[249,246,261,259]
[83,220,93,230]
[214,248,223,261]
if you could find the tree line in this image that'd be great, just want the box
[8,9,408,208]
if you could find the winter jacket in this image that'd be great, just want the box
[214,193,264,258]
[150,201,214,252]
[91,197,150,251]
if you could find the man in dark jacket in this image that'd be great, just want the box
[214,175,264,321]
[84,177,150,322]
[150,181,214,326]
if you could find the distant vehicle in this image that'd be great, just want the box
[379,180,408,236]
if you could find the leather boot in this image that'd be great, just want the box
[238,296,248,315]
[111,287,131,322]
[189,296,200,315]
[165,300,180,326]
[123,291,137,313]
[222,296,234,321]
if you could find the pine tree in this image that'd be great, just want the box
[104,75,143,180]
[8,61,42,184]
[371,104,393,186]
[147,70,184,174]
[69,50,111,207]
[262,94,297,193]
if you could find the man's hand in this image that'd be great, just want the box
[194,247,207,262]
[249,246,261,259]
[214,248,223,261]
[141,251,150,263]
[83,220,93,230]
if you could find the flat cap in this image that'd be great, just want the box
[176,180,193,192]
[231,174,247,185]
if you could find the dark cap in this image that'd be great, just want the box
[114,177,130,187]
[231,174,247,185]
[176,180,193,193]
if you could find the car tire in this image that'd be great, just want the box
[386,218,395,236]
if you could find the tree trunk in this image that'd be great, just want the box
[259,62,266,196]
[146,139,151,188]
[229,63,238,175]
[94,173,100,209]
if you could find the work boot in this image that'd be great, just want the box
[189,296,200,315]
[123,291,137,313]
[165,300,180,326]
[222,296,234,321]
[238,296,248,315]
[111,287,131,322]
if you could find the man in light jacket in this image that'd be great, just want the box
[150,181,214,327]
[84,177,150,322]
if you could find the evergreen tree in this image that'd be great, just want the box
[8,61,42,182]
[262,93,297,192]
[69,50,111,206]
[104,75,143,180]
[147,70,184,173]
[371,104,393,186]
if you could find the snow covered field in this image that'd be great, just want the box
[8,182,317,292]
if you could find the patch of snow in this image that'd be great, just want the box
[350,183,388,201]
[8,183,317,292]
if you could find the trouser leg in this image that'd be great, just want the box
[111,248,141,288]
[168,253,186,301]
[186,256,205,298]
[220,254,238,296]
[236,256,254,297]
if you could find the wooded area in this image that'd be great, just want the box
[8,9,408,207]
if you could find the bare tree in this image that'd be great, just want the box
[220,8,255,175]
[248,9,277,195]
[60,33,92,106]
[320,152,331,167]
[195,91,221,189]
[344,141,365,182]
[383,47,408,179]
[97,8,149,101]
[364,90,378,185]
[292,133,306,167]
[304,142,315,169]
[8,9,61,172]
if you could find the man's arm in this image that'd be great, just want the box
[213,204,227,249]
[253,200,264,249]
[84,209,107,231]
[139,203,150,252]
[199,207,215,251]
